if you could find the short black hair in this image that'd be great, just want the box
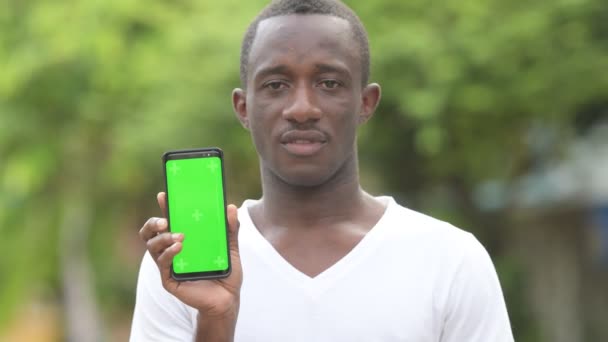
[240,0,370,87]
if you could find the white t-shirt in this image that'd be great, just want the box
[130,197,514,341]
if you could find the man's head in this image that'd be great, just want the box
[232,0,380,188]
[240,0,370,88]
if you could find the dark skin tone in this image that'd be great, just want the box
[139,195,241,342]
[233,14,384,277]
[140,14,382,341]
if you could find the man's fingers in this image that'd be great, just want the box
[157,241,183,284]
[226,204,240,253]
[139,217,168,242]
[147,232,183,259]
[157,192,168,218]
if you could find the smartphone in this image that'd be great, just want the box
[162,147,231,281]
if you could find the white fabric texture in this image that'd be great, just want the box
[130,197,514,342]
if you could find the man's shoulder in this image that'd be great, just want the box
[384,197,472,236]
[380,196,482,256]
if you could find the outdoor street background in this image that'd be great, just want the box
[1,0,607,341]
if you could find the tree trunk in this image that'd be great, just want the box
[59,185,103,342]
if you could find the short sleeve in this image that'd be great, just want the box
[440,234,514,342]
[130,252,196,342]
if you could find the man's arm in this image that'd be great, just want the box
[131,193,242,342]
[195,304,239,342]
[131,253,240,342]
[440,234,514,342]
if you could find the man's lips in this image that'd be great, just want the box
[280,130,327,144]
[280,130,327,156]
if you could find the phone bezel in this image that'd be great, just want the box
[162,147,231,281]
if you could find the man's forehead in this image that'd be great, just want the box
[256,14,352,38]
[253,15,355,53]
[249,14,358,67]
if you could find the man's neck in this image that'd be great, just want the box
[256,160,370,230]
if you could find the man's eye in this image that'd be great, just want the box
[320,80,340,89]
[264,81,286,90]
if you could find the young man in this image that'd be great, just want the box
[131,0,514,341]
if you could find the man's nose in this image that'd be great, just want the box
[282,86,322,123]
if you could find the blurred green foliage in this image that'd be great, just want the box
[1,0,607,340]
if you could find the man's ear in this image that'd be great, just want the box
[232,88,249,130]
[358,83,381,125]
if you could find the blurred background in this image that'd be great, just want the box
[1,0,607,341]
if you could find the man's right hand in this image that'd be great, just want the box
[138,192,242,322]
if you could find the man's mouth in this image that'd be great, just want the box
[280,130,327,156]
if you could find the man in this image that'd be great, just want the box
[131,0,514,341]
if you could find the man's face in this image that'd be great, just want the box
[233,14,380,187]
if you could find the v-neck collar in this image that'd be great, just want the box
[239,196,395,296]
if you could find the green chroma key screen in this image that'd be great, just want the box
[165,155,228,275]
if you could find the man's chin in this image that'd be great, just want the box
[262,156,349,189]
[278,173,330,188]
[272,166,336,189]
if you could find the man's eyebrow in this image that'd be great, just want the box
[253,65,290,81]
[314,63,351,76]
